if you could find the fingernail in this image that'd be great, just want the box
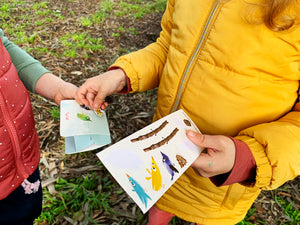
[187,130,196,137]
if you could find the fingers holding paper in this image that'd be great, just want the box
[75,69,127,109]
[186,130,236,178]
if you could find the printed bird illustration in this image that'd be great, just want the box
[161,152,179,181]
[77,112,91,121]
[126,174,152,208]
[146,156,162,191]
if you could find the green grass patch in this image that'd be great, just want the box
[59,33,104,57]
[274,194,300,224]
[35,173,114,224]
[115,0,167,18]
[49,106,60,121]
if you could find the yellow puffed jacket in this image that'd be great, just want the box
[111,0,300,224]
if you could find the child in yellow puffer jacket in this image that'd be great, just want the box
[75,0,300,224]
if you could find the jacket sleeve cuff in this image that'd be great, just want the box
[210,137,256,187]
[108,66,132,94]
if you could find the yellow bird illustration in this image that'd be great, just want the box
[146,156,162,191]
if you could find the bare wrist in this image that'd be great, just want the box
[109,68,127,91]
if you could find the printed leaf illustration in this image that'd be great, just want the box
[77,112,91,121]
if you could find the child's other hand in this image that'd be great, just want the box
[34,73,78,106]
[75,69,126,109]
[54,81,78,105]
[186,130,236,177]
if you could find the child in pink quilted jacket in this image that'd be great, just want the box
[0,28,77,225]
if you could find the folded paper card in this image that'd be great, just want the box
[97,109,201,213]
[60,100,111,154]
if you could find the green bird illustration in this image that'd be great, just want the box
[77,112,91,121]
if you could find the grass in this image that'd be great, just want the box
[274,193,300,224]
[1,0,166,58]
[34,173,115,225]
[59,33,104,58]
[49,106,60,122]
[236,188,300,225]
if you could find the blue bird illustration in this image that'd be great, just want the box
[160,152,179,181]
[126,174,152,208]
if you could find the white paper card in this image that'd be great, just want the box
[60,100,111,154]
[97,109,201,213]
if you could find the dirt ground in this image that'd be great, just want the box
[6,0,299,224]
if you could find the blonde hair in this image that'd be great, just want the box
[261,0,300,31]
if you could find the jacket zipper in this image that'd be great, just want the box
[0,91,27,178]
[171,0,223,113]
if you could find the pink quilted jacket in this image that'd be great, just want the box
[0,39,40,199]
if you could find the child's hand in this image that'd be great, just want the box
[75,69,127,109]
[53,81,78,105]
[34,73,78,105]
[186,130,236,177]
